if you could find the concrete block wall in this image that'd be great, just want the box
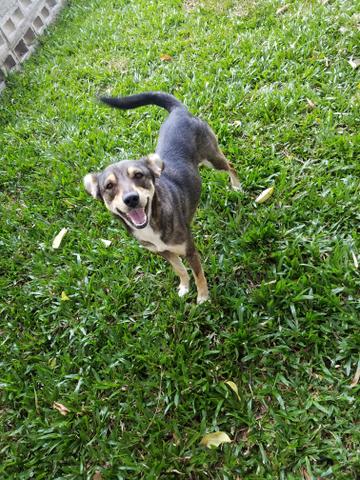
[0,0,66,91]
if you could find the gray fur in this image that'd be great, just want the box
[84,92,240,303]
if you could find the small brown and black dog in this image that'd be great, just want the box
[84,92,240,303]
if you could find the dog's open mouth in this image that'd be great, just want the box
[117,201,149,229]
[126,207,147,228]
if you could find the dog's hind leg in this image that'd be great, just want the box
[205,150,242,191]
[199,124,241,191]
[159,251,190,297]
[186,244,209,304]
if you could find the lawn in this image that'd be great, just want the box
[0,0,359,478]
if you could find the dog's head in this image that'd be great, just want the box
[83,154,163,229]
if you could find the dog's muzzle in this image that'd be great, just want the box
[116,199,149,229]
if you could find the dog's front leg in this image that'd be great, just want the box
[159,251,190,297]
[186,245,209,304]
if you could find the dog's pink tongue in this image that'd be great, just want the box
[127,208,146,226]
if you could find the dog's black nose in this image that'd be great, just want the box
[123,192,139,208]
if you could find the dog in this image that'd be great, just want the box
[83,92,241,303]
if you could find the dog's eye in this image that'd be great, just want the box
[134,171,143,179]
[105,182,114,190]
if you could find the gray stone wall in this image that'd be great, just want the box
[0,0,66,91]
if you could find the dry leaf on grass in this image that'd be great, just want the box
[301,467,312,480]
[100,239,112,247]
[61,291,70,301]
[255,186,274,204]
[53,402,70,416]
[306,98,316,109]
[350,360,360,388]
[160,54,173,62]
[351,250,358,269]
[225,380,240,400]
[52,228,68,249]
[348,58,360,70]
[93,472,103,480]
[200,431,232,448]
[276,5,289,15]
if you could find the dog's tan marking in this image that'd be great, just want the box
[127,166,142,178]
[200,160,214,168]
[200,152,242,191]
[134,225,186,256]
[160,251,190,296]
[133,183,154,198]
[105,173,116,185]
[105,193,126,213]
[146,154,163,177]
[187,250,209,304]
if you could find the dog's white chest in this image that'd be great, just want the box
[133,225,186,256]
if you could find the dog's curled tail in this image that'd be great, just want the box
[100,92,184,113]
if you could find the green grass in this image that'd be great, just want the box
[0,0,359,478]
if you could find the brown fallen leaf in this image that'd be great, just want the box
[225,380,240,400]
[276,4,289,15]
[53,402,70,416]
[255,186,275,204]
[93,472,103,480]
[160,54,173,62]
[200,431,232,448]
[350,360,360,388]
[301,467,311,480]
[348,58,360,70]
[306,98,316,109]
[52,228,68,249]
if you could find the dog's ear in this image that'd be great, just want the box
[83,173,102,200]
[146,153,163,178]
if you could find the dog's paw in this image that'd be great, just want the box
[196,294,209,304]
[178,284,190,297]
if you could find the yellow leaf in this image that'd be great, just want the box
[160,54,173,62]
[61,291,70,301]
[255,186,274,204]
[225,380,240,400]
[53,402,70,416]
[49,358,57,369]
[200,431,232,448]
[52,228,68,249]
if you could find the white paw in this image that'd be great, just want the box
[178,284,190,297]
[231,182,243,192]
[197,294,209,304]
